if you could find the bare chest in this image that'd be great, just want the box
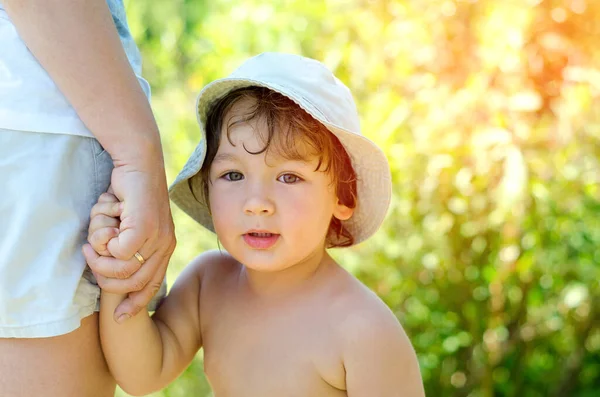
[201,299,346,397]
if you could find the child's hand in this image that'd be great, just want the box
[88,192,123,257]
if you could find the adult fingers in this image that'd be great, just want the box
[106,165,174,269]
[83,243,143,280]
[114,237,175,320]
[92,247,160,294]
[106,212,156,261]
[82,243,100,265]
[114,260,167,322]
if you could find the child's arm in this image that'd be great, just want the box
[83,196,204,395]
[95,258,204,396]
[341,304,425,397]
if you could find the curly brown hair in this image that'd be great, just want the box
[195,86,357,247]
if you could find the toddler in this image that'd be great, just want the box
[84,52,425,396]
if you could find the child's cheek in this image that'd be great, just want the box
[209,186,234,228]
[282,188,317,221]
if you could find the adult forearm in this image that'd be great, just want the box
[3,0,162,162]
[99,292,168,395]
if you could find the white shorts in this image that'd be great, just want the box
[0,129,165,338]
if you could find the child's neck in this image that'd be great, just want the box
[240,249,333,297]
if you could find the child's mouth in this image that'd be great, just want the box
[243,232,280,249]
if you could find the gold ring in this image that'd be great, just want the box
[134,251,146,265]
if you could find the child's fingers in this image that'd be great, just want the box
[91,200,123,219]
[89,213,120,238]
[97,192,119,203]
[89,227,120,256]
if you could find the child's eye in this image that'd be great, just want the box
[277,173,302,184]
[223,171,244,181]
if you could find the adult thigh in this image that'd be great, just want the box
[0,313,116,397]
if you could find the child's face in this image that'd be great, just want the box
[207,100,353,272]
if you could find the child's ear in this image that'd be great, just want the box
[333,199,354,221]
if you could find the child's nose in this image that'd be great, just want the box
[243,195,275,216]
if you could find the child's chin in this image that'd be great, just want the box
[243,261,287,273]
[237,254,289,272]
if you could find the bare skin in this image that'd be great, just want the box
[87,207,424,396]
[2,0,175,320]
[83,101,425,396]
[0,314,115,397]
[90,249,424,397]
[1,1,174,395]
[198,252,422,396]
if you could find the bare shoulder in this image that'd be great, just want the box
[185,249,241,283]
[327,268,402,333]
[329,270,425,396]
[337,283,414,359]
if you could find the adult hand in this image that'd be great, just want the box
[84,153,176,323]
[4,0,176,323]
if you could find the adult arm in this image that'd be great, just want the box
[3,0,176,319]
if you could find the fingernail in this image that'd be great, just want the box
[113,228,120,235]
[119,202,125,211]
[116,313,131,324]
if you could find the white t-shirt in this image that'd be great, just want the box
[0,2,151,138]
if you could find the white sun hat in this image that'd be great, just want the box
[169,52,391,246]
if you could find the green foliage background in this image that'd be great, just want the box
[118,0,600,396]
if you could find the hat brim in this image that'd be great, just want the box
[169,78,391,246]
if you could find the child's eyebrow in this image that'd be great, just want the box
[212,152,239,164]
[279,159,316,168]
